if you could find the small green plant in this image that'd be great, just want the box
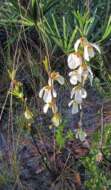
[81,123,111,190]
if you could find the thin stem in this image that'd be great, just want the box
[79,108,83,128]
[100,104,104,149]
[30,126,52,173]
[0,87,10,121]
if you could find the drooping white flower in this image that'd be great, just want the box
[71,86,87,104]
[84,43,100,61]
[75,128,87,142]
[74,38,101,61]
[68,100,79,114]
[67,53,83,69]
[69,63,93,86]
[48,71,64,85]
[39,85,57,103]
[78,64,93,85]
[69,69,82,85]
[84,45,94,61]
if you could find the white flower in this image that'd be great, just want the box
[39,85,57,103]
[82,65,93,85]
[67,53,83,69]
[74,38,101,61]
[84,43,100,61]
[75,128,87,142]
[71,86,87,104]
[78,64,93,85]
[48,71,64,85]
[68,100,79,114]
[69,69,82,85]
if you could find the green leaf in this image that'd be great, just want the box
[63,17,68,49]
[67,27,77,50]
[55,124,65,148]
[100,16,111,42]
[43,0,60,15]
[20,17,35,26]
[52,14,61,39]
[31,0,37,8]
[31,0,38,22]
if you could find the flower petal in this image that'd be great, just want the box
[88,47,95,58]
[84,46,90,61]
[75,55,82,68]
[74,39,81,52]
[43,90,52,103]
[69,70,82,85]
[72,102,79,114]
[43,103,50,113]
[81,88,87,99]
[52,89,57,98]
[70,88,76,99]
[39,87,45,98]
[75,90,83,104]
[70,75,78,85]
[67,54,76,69]
[57,75,64,85]
[68,100,73,107]
[91,43,101,54]
[88,66,93,85]
[68,54,82,69]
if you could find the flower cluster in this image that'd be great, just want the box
[68,38,100,114]
[39,71,64,126]
[39,38,100,127]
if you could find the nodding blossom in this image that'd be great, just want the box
[69,70,82,85]
[71,86,87,104]
[39,71,64,127]
[77,64,93,85]
[48,71,64,85]
[74,37,101,61]
[39,85,57,103]
[68,86,87,114]
[67,52,83,69]
[68,54,93,85]
[75,128,87,142]
[68,100,79,114]
[68,37,100,114]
